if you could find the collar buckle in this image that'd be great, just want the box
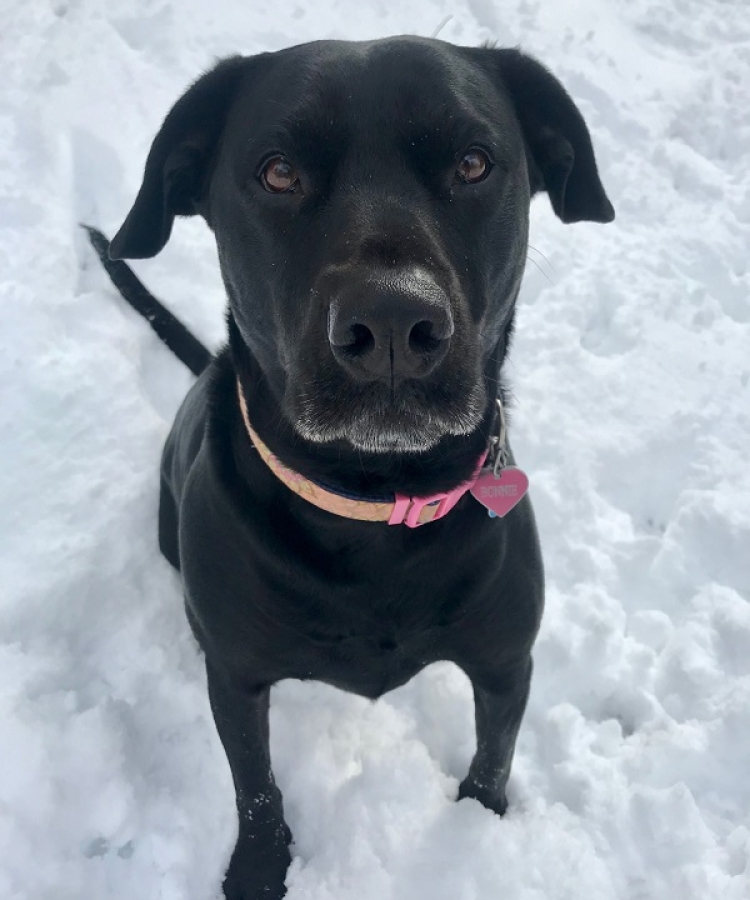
[389,452,488,527]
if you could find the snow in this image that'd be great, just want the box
[1,0,749,898]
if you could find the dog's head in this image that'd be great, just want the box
[111,38,613,455]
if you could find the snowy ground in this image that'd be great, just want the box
[2,1,749,898]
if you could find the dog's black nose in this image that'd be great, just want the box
[328,270,453,383]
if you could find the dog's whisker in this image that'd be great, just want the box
[528,243,555,271]
[527,243,557,280]
[431,15,453,39]
[525,253,553,284]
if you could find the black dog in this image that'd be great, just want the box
[91,36,613,900]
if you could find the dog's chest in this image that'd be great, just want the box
[189,529,465,698]
[179,450,507,696]
[291,602,449,699]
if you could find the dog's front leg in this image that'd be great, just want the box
[457,657,533,816]
[206,662,292,900]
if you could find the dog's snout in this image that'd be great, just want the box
[328,271,454,383]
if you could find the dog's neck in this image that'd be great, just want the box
[226,316,507,499]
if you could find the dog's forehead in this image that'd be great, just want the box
[225,38,520,156]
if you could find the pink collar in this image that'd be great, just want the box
[237,381,486,528]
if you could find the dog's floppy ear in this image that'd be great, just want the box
[493,49,615,224]
[109,56,251,260]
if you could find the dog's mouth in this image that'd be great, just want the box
[290,376,487,454]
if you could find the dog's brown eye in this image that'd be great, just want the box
[261,156,299,193]
[456,149,491,184]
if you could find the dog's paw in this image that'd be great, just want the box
[222,835,291,900]
[223,872,287,900]
[457,778,509,817]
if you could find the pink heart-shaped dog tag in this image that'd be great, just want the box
[470,466,529,518]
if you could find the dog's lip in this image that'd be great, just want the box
[292,381,486,450]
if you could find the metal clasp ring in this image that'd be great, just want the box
[491,398,508,477]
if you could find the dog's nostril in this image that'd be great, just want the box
[344,323,375,358]
[409,320,442,355]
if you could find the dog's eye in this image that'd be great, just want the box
[260,156,300,193]
[455,149,492,184]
